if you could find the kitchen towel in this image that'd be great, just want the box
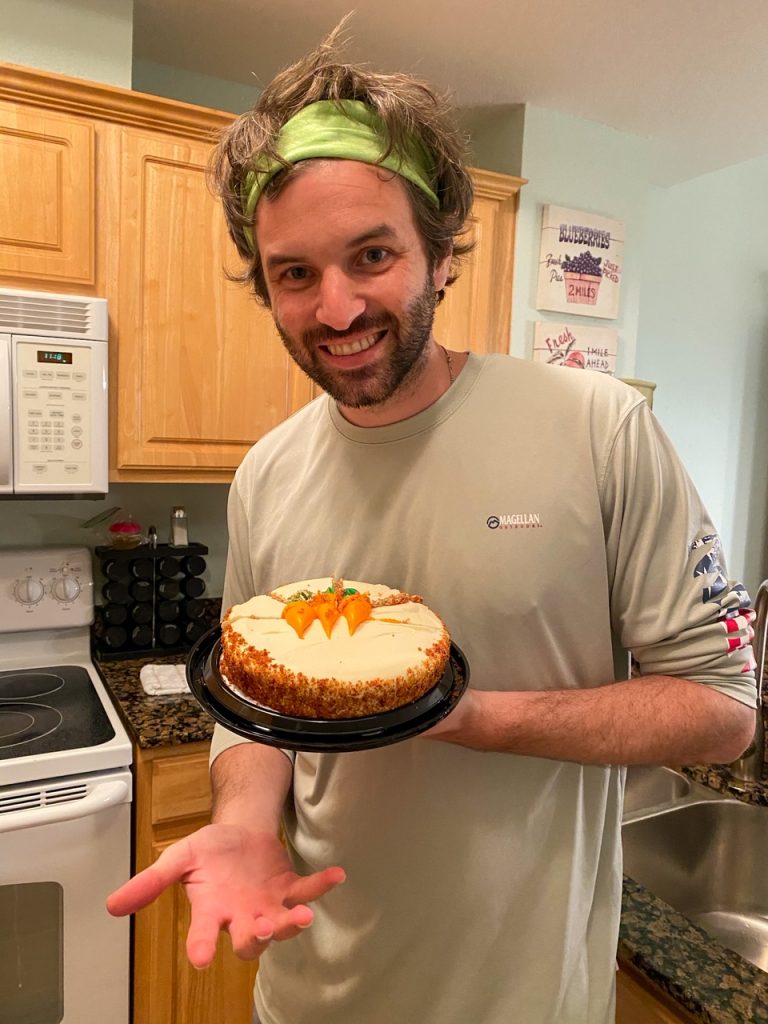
[139,663,189,696]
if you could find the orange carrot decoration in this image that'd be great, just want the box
[314,602,341,638]
[282,588,371,639]
[282,601,316,638]
[340,593,373,635]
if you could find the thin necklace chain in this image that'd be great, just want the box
[441,345,454,385]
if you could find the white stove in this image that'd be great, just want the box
[0,546,132,1024]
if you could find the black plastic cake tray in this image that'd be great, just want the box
[186,625,470,753]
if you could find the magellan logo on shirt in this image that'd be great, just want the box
[487,513,543,530]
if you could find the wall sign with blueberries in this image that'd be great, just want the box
[535,204,624,320]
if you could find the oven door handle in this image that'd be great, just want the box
[0,778,130,833]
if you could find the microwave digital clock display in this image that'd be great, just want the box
[37,350,73,365]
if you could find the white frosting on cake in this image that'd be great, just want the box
[225,578,446,685]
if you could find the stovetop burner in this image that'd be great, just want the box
[0,672,65,700]
[0,666,115,759]
[0,703,63,746]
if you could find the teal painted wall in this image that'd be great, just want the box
[4,0,134,86]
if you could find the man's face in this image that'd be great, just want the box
[255,160,449,410]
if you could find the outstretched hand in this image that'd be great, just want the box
[106,823,346,967]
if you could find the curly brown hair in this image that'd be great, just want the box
[209,19,474,307]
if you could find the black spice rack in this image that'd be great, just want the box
[92,542,209,660]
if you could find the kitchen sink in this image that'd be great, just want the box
[622,765,691,814]
[622,799,768,971]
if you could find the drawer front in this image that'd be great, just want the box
[151,750,211,824]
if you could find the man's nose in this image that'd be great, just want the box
[315,268,366,331]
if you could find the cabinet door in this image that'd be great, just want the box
[0,103,95,285]
[433,168,522,355]
[133,834,258,1024]
[115,128,313,475]
[616,963,695,1023]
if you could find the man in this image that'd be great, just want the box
[108,26,757,1024]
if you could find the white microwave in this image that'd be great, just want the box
[0,288,108,496]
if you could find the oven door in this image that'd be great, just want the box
[0,767,131,1024]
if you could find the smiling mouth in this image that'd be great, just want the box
[323,330,386,357]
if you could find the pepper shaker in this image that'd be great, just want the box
[169,506,189,547]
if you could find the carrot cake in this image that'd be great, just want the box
[220,577,451,719]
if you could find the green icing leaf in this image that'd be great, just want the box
[287,585,359,601]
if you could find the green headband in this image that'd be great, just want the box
[240,99,439,252]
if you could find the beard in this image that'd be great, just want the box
[274,274,438,409]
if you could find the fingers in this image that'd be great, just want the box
[284,866,346,908]
[186,915,225,969]
[227,905,314,960]
[227,914,276,961]
[187,868,340,966]
[106,838,194,916]
[224,869,345,963]
[106,866,171,916]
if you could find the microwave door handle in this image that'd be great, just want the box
[0,334,12,492]
[0,778,130,834]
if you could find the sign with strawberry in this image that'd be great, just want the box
[532,321,619,374]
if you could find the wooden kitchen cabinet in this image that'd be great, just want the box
[113,125,313,477]
[433,167,523,355]
[0,101,96,286]
[0,63,524,482]
[0,62,313,482]
[133,742,258,1024]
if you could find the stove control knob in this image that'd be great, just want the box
[13,576,45,605]
[51,574,81,603]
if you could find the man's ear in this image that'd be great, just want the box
[433,245,453,293]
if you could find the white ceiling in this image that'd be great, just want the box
[133,0,768,184]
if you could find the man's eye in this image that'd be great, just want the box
[284,266,309,281]
[361,248,389,266]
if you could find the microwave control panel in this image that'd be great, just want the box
[13,339,106,492]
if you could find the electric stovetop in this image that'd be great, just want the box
[0,666,115,760]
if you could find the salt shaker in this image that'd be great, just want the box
[169,506,189,547]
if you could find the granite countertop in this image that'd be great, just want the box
[617,763,768,1022]
[96,653,768,1022]
[96,651,215,749]
[619,877,768,1022]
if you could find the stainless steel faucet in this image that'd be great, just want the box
[729,579,767,784]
